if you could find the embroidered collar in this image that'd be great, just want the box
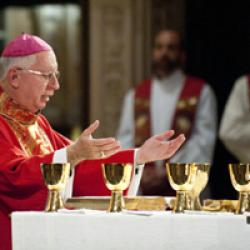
[0,88,38,125]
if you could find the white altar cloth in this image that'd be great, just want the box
[11,211,250,250]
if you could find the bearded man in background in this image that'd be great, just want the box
[117,29,217,196]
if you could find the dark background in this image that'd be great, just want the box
[185,0,250,198]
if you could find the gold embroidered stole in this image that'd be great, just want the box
[0,89,54,156]
[134,76,205,147]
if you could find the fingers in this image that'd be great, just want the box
[98,140,121,151]
[90,138,120,153]
[102,146,121,158]
[82,120,100,136]
[172,134,185,145]
[97,141,121,157]
[165,134,185,151]
[91,137,117,146]
[154,130,175,141]
[91,138,121,158]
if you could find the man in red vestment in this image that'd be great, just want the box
[117,29,217,196]
[0,34,185,250]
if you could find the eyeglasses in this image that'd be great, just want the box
[17,69,60,81]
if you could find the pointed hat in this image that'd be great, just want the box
[1,33,52,57]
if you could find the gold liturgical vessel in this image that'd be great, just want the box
[102,163,132,212]
[229,163,250,214]
[41,163,70,212]
[166,163,197,213]
[187,163,211,210]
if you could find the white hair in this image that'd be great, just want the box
[0,54,37,80]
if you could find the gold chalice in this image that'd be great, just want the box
[186,163,211,210]
[41,163,70,212]
[102,163,132,212]
[166,163,197,213]
[229,163,250,214]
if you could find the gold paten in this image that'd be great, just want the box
[229,163,250,214]
[186,163,211,210]
[66,196,168,211]
[41,163,70,212]
[203,199,238,212]
[102,163,132,212]
[166,163,197,213]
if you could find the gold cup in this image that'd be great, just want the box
[186,163,211,210]
[166,163,197,213]
[229,163,250,214]
[41,163,70,212]
[102,163,132,212]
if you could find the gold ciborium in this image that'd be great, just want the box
[166,163,197,213]
[102,163,132,212]
[41,163,70,212]
[229,163,250,214]
[186,163,211,210]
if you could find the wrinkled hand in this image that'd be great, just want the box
[67,120,121,166]
[136,130,185,164]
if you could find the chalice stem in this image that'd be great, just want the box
[187,193,202,211]
[174,191,186,213]
[236,191,250,214]
[45,190,64,212]
[109,190,124,212]
[193,196,202,210]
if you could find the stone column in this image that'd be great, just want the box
[89,0,152,137]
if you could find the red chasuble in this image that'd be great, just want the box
[134,76,204,195]
[0,89,134,250]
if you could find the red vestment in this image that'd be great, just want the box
[0,90,134,250]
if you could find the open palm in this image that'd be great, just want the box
[137,130,185,164]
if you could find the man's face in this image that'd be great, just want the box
[12,51,60,113]
[152,31,183,78]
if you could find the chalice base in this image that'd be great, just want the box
[108,190,124,212]
[45,190,64,212]
[174,191,187,213]
[236,192,250,214]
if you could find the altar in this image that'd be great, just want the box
[12,211,250,250]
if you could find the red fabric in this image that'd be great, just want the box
[171,76,205,139]
[0,114,134,250]
[134,79,152,147]
[135,79,151,99]
[178,76,204,98]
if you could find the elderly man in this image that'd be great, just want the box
[117,29,217,195]
[0,34,185,250]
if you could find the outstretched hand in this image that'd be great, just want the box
[67,120,121,166]
[136,130,185,164]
